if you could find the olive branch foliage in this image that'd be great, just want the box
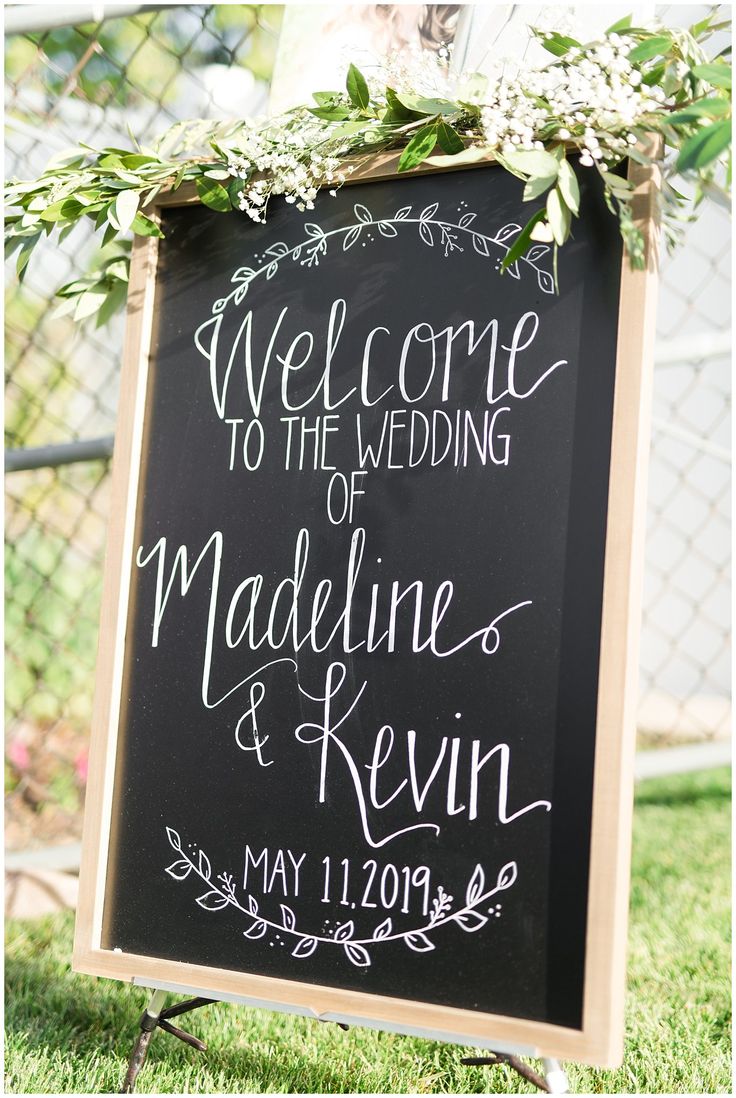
[4,12,732,327]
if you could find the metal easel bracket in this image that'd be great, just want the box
[120,989,215,1093]
[461,1052,570,1093]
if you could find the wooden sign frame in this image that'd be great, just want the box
[73,150,659,1068]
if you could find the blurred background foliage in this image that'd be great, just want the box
[5,5,283,848]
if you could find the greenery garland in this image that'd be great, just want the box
[5,12,732,326]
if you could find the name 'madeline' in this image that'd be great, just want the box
[134,526,552,847]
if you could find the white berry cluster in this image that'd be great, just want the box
[480,33,668,169]
[225,115,353,221]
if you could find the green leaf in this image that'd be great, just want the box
[698,177,732,211]
[557,159,580,214]
[312,90,342,105]
[522,173,557,201]
[51,295,79,320]
[130,212,164,237]
[539,32,581,57]
[493,153,529,181]
[55,278,93,297]
[642,63,666,87]
[104,258,129,282]
[502,148,560,179]
[113,169,145,185]
[44,148,87,170]
[662,61,683,97]
[602,171,633,194]
[125,121,142,153]
[73,192,97,208]
[628,35,673,63]
[195,176,232,212]
[73,287,108,321]
[94,204,111,231]
[38,200,73,223]
[689,14,714,40]
[606,14,632,34]
[546,186,572,246]
[384,86,421,121]
[397,124,438,172]
[95,279,128,328]
[61,198,85,220]
[58,221,78,245]
[227,177,247,207]
[114,189,140,233]
[436,120,464,155]
[396,93,458,116]
[667,98,731,124]
[101,221,119,248]
[18,211,41,230]
[120,153,158,169]
[346,63,370,110]
[689,15,731,41]
[690,63,732,89]
[141,184,161,208]
[103,178,141,191]
[16,235,40,280]
[173,165,189,191]
[626,145,653,165]
[501,209,547,269]
[4,237,22,261]
[676,119,732,172]
[360,126,384,144]
[308,104,351,121]
[329,120,372,142]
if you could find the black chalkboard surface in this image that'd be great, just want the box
[75,155,657,1067]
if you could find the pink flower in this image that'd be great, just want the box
[7,739,30,771]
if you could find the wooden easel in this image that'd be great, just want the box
[71,9,658,1095]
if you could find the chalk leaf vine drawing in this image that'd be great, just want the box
[208,202,554,319]
[165,827,517,968]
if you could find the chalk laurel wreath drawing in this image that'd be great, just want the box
[165,827,518,968]
[207,203,555,318]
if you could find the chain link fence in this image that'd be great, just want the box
[4,4,731,854]
[4,3,283,851]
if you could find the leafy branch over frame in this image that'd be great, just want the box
[4,12,732,321]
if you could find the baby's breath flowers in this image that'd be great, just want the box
[478,33,668,168]
[220,116,354,220]
[4,12,732,323]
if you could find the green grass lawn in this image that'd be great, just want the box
[5,767,731,1094]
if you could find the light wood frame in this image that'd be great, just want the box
[73,150,659,1068]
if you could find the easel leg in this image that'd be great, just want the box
[120,989,167,1093]
[541,1057,570,1093]
[461,1051,570,1093]
[119,990,214,1093]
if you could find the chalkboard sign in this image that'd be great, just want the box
[74,152,658,1067]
